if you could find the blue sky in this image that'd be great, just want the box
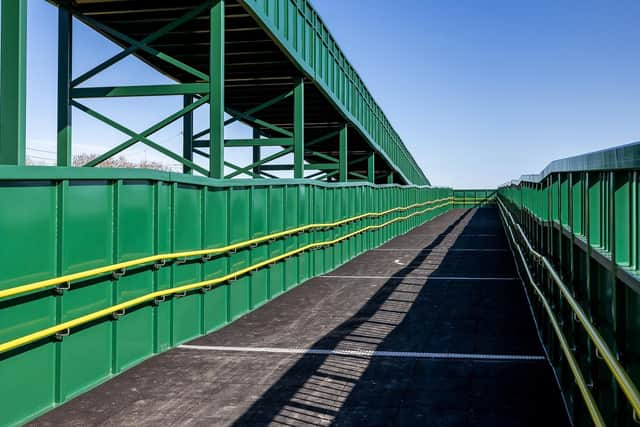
[25,0,640,187]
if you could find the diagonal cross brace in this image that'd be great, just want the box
[72,97,210,175]
[71,1,211,87]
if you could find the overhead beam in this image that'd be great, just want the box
[70,83,209,98]
[0,0,27,165]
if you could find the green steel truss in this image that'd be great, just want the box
[0,0,421,184]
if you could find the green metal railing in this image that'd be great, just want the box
[499,142,640,426]
[0,166,470,426]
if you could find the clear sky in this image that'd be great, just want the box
[24,0,640,187]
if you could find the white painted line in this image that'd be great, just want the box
[178,345,545,361]
[407,233,501,237]
[320,275,519,281]
[371,248,508,252]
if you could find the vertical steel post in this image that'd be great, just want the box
[367,152,375,183]
[387,171,394,184]
[57,5,72,166]
[293,78,305,178]
[182,94,194,174]
[0,0,27,165]
[209,0,224,178]
[338,124,347,181]
[252,127,261,176]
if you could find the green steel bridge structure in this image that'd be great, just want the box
[1,1,640,426]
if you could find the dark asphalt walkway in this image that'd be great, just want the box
[32,208,569,427]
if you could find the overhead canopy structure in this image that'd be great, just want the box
[30,0,430,185]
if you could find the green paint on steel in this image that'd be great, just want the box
[0,0,27,166]
[0,170,453,425]
[294,78,305,179]
[238,0,429,185]
[209,0,225,178]
[70,83,210,98]
[56,6,72,167]
[339,125,348,182]
[368,153,376,183]
[499,143,640,426]
[183,95,194,175]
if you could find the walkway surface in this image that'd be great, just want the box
[32,208,569,427]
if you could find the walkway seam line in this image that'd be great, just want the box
[177,345,546,361]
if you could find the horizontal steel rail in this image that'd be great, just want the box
[0,198,463,354]
[498,197,640,424]
[498,198,605,426]
[0,196,486,302]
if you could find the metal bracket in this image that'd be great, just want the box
[200,285,212,293]
[633,410,640,424]
[250,243,259,249]
[174,257,188,265]
[153,259,167,270]
[201,254,214,263]
[55,328,70,340]
[595,348,604,360]
[55,282,71,295]
[112,268,126,280]
[112,308,126,319]
[152,295,166,306]
[268,238,277,244]
[174,290,187,298]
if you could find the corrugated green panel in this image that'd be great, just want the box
[614,172,630,265]
[283,185,299,290]
[250,186,269,308]
[203,188,228,332]
[0,181,57,426]
[297,185,310,284]
[60,181,113,400]
[228,187,251,319]
[155,182,172,352]
[172,184,202,345]
[268,186,285,298]
[572,174,583,235]
[115,181,154,371]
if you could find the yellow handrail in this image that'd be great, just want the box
[0,195,491,302]
[0,199,454,354]
[498,197,640,423]
[498,201,605,426]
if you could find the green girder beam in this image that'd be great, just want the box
[209,0,225,178]
[226,106,293,137]
[57,5,72,166]
[70,83,209,98]
[339,125,348,181]
[260,163,338,171]
[194,138,293,148]
[223,89,293,127]
[224,147,293,179]
[307,150,338,164]
[368,152,376,183]
[252,128,261,176]
[0,0,27,165]
[349,171,368,180]
[387,171,395,184]
[294,78,305,178]
[183,95,194,174]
